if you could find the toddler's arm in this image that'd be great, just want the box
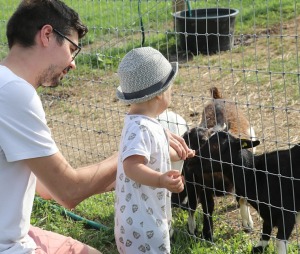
[123,155,184,193]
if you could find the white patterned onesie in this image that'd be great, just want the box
[115,114,172,254]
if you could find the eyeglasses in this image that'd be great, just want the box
[53,28,81,60]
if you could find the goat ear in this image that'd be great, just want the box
[240,139,260,149]
[182,130,190,144]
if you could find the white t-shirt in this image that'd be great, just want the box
[115,115,172,254]
[0,66,58,253]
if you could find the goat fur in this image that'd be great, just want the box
[173,87,255,241]
[200,87,255,140]
[196,130,300,254]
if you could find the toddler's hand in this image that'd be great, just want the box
[186,148,195,158]
[159,170,184,193]
[166,130,195,160]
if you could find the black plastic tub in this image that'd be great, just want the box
[172,8,239,54]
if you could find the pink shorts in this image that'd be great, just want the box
[28,225,89,254]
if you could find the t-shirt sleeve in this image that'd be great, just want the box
[121,124,152,164]
[0,81,58,162]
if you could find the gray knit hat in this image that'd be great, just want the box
[116,47,178,104]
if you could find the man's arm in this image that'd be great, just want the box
[36,178,116,200]
[36,179,53,199]
[26,151,118,209]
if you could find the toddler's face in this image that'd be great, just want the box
[159,85,172,112]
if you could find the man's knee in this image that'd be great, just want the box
[87,245,102,254]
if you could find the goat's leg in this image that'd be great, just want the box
[238,197,253,231]
[187,210,197,236]
[199,189,214,241]
[185,179,199,235]
[275,213,296,254]
[252,220,272,253]
[171,186,188,209]
[275,240,288,254]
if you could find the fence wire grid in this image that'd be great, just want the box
[1,0,300,253]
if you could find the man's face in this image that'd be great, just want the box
[38,65,71,88]
[38,29,79,88]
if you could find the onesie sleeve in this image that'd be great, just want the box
[120,123,152,164]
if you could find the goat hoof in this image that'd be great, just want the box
[242,220,254,233]
[200,232,213,242]
[186,224,199,237]
[243,226,253,233]
[251,246,264,253]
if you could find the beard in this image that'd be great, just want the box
[37,65,63,88]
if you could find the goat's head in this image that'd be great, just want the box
[197,131,260,173]
[183,124,229,150]
[182,125,225,172]
[182,127,210,150]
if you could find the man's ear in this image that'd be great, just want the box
[39,25,53,47]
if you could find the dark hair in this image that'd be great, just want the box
[6,0,88,49]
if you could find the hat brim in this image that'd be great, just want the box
[116,62,178,104]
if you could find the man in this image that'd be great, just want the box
[0,1,191,253]
[0,1,119,253]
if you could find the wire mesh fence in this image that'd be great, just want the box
[1,0,300,253]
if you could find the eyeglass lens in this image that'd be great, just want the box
[53,28,81,60]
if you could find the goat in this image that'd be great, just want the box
[194,130,300,254]
[173,87,256,241]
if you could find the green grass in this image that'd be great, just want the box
[32,194,117,253]
[1,0,297,71]
[32,196,300,253]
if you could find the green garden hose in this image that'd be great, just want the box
[34,196,109,231]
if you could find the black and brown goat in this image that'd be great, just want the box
[196,130,300,254]
[172,87,256,241]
